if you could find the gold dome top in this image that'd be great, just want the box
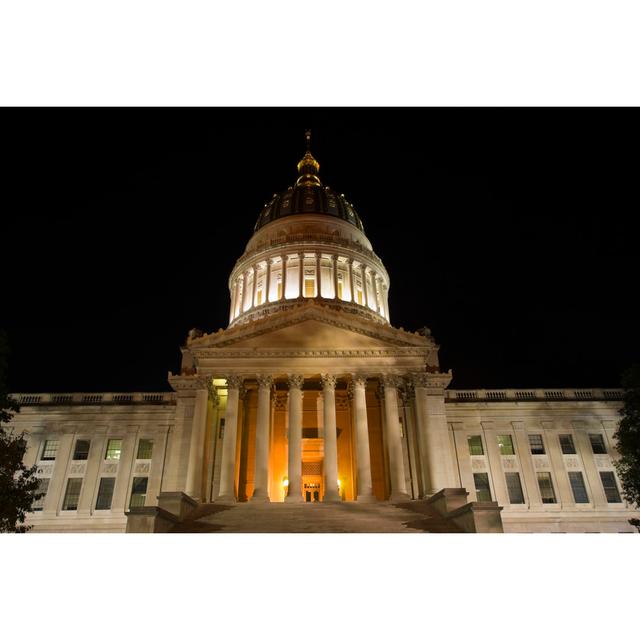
[296,130,321,187]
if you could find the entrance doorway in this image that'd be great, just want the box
[303,478,323,502]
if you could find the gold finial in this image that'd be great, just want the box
[296,129,321,187]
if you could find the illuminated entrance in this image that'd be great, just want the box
[302,436,323,502]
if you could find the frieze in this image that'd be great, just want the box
[564,457,579,469]
[103,463,118,474]
[501,457,517,470]
[135,462,151,473]
[193,347,430,359]
[533,457,550,469]
[471,458,486,470]
[69,463,86,475]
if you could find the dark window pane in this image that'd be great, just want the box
[105,439,122,460]
[468,436,484,456]
[559,435,576,455]
[505,472,525,504]
[569,471,589,503]
[600,472,621,503]
[537,472,556,503]
[95,477,116,510]
[589,434,607,454]
[528,434,545,455]
[136,439,153,460]
[41,440,59,461]
[73,439,90,460]
[32,478,50,511]
[497,435,515,455]
[473,473,492,501]
[130,477,148,508]
[62,478,82,510]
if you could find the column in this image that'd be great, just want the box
[372,274,381,314]
[185,380,209,500]
[265,259,272,303]
[383,284,390,322]
[253,265,260,307]
[412,372,458,496]
[298,253,304,298]
[315,252,321,297]
[281,255,287,299]
[229,282,237,323]
[112,432,137,513]
[381,375,409,501]
[286,374,304,502]
[252,375,273,502]
[351,375,375,501]
[332,255,340,299]
[349,259,356,302]
[217,376,243,502]
[43,432,74,515]
[321,374,340,502]
[77,433,107,515]
[237,275,244,317]
[362,266,369,308]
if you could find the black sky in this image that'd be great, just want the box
[3,107,639,392]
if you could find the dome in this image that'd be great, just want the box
[254,134,365,233]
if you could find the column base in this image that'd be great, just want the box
[356,494,378,503]
[322,490,341,503]
[389,492,411,502]
[215,494,237,504]
[250,492,271,503]
[285,493,304,503]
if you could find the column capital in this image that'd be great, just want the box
[195,374,213,390]
[352,374,368,388]
[320,373,337,390]
[256,374,273,389]
[226,375,244,390]
[380,374,403,390]
[288,374,304,390]
[411,371,452,391]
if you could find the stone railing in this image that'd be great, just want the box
[11,392,176,406]
[445,388,623,402]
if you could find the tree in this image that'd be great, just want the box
[614,364,640,532]
[0,330,43,533]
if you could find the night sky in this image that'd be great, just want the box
[3,108,639,392]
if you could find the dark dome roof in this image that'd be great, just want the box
[254,134,365,232]
[254,184,365,233]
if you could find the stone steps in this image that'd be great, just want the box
[168,500,457,533]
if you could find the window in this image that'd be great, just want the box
[256,289,263,305]
[505,472,525,504]
[589,433,607,454]
[537,472,556,503]
[136,439,153,460]
[497,435,515,455]
[559,434,576,455]
[337,277,343,300]
[277,280,282,299]
[62,478,82,510]
[32,478,50,511]
[130,477,148,508]
[473,473,492,501]
[528,434,545,455]
[568,471,589,503]
[95,477,116,510]
[357,289,363,305]
[105,439,122,460]
[467,435,484,456]
[218,418,225,439]
[73,439,90,460]
[304,278,314,297]
[41,440,59,461]
[600,472,622,503]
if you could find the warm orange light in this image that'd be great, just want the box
[283,478,289,487]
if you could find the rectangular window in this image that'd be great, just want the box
[537,472,556,503]
[473,473,492,501]
[559,434,576,455]
[136,439,153,460]
[72,439,90,460]
[304,278,314,297]
[95,477,116,510]
[41,440,59,461]
[337,280,343,300]
[568,471,589,503]
[62,478,82,511]
[357,289,363,305]
[528,434,545,455]
[589,433,607,454]
[277,281,282,299]
[497,435,515,455]
[600,471,622,503]
[130,477,148,508]
[32,478,50,511]
[256,289,263,305]
[105,439,123,460]
[467,435,484,456]
[505,472,525,504]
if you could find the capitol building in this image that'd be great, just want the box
[11,135,639,533]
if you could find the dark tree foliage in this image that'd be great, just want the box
[614,364,640,532]
[0,330,43,533]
